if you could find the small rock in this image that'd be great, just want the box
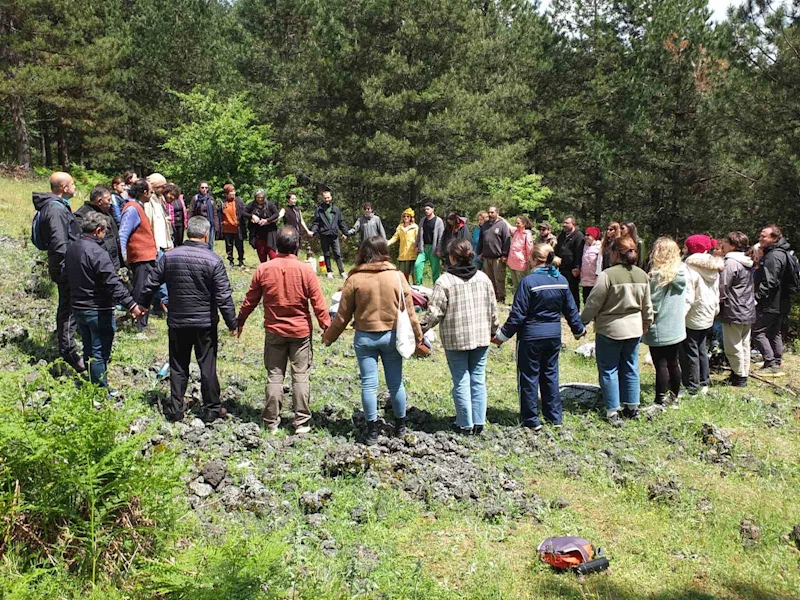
[189,418,206,430]
[696,497,713,513]
[189,480,214,498]
[790,524,800,550]
[648,480,681,505]
[299,488,334,514]
[305,513,327,527]
[201,460,228,489]
[740,519,761,547]
[484,505,506,522]
[350,505,368,524]
[550,497,570,510]
[321,539,337,557]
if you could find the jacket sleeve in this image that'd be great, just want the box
[242,201,255,220]
[213,260,238,331]
[138,254,167,308]
[93,248,135,308]
[685,269,698,315]
[573,234,585,269]
[501,225,511,257]
[649,278,666,317]
[422,280,448,332]
[719,262,732,311]
[563,288,585,335]
[47,204,72,264]
[433,218,445,251]
[401,275,424,345]
[337,208,348,235]
[642,280,655,330]
[307,269,331,330]
[311,207,320,236]
[346,218,361,237]
[187,196,197,218]
[489,282,499,337]
[756,250,785,303]
[118,207,140,262]
[497,279,530,341]
[266,202,280,224]
[378,217,386,239]
[388,224,401,246]
[322,278,356,344]
[237,270,264,329]
[580,271,610,324]
[477,224,485,256]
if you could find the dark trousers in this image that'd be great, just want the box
[752,309,785,367]
[649,343,682,400]
[679,327,711,392]
[56,281,81,367]
[223,233,245,264]
[517,337,562,426]
[560,267,581,308]
[582,286,593,306]
[320,235,344,275]
[131,260,155,329]
[168,326,220,421]
[74,309,115,387]
[173,225,185,246]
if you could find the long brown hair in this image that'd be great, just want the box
[356,236,391,266]
[602,221,621,254]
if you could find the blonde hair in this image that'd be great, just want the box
[476,211,489,221]
[649,237,682,287]
[531,243,555,267]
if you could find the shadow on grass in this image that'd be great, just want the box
[13,330,61,364]
[538,578,797,600]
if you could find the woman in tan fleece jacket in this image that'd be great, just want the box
[323,236,422,445]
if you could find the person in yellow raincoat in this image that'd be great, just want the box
[388,208,420,283]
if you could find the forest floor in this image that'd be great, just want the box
[1,175,799,599]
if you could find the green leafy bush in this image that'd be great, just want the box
[0,368,183,584]
[158,89,287,200]
[32,165,108,192]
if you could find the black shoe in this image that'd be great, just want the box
[394,417,407,437]
[730,375,748,387]
[473,424,484,436]
[450,422,473,435]
[522,420,543,432]
[621,405,639,420]
[654,393,666,406]
[238,261,245,268]
[607,412,623,427]
[365,420,380,446]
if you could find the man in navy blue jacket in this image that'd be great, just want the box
[492,246,585,429]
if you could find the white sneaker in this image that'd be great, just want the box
[700,385,709,395]
[294,424,311,435]
[326,272,334,279]
[265,423,279,434]
[340,272,346,279]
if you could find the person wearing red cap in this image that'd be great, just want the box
[580,227,602,304]
[680,234,724,395]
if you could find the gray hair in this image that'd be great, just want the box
[187,216,211,240]
[254,189,265,198]
[82,211,108,234]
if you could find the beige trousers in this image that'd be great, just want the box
[263,331,312,428]
[721,323,751,377]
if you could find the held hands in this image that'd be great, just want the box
[231,326,243,338]
[341,235,348,241]
[573,329,587,340]
[491,336,503,346]
[130,304,147,321]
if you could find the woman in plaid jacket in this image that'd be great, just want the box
[492,244,585,430]
[422,239,499,435]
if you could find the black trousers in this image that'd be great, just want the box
[517,337,562,426]
[560,267,581,308]
[649,343,682,400]
[56,281,80,367]
[131,260,155,329]
[679,327,711,392]
[320,235,345,275]
[581,286,593,306]
[223,233,244,264]
[752,309,785,367]
[168,326,221,421]
[173,224,185,247]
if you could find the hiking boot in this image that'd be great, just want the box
[473,424,484,436]
[365,420,380,446]
[731,375,748,387]
[394,417,407,437]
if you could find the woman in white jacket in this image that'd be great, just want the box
[680,235,724,395]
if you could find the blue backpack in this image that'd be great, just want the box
[31,199,62,251]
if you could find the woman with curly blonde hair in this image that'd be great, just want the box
[643,237,687,406]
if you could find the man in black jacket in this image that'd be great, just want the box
[311,189,348,279]
[478,205,511,303]
[32,171,83,371]
[139,216,238,422]
[75,185,123,271]
[65,212,145,387]
[753,224,793,376]
[556,216,585,308]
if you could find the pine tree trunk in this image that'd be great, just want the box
[9,95,31,169]
[40,106,53,167]
[56,116,69,169]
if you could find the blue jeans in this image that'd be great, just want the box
[354,330,407,421]
[73,309,116,387]
[595,334,640,414]
[445,346,489,429]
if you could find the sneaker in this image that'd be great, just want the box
[700,385,710,395]
[228,261,234,268]
[294,424,312,435]
[522,421,543,432]
[326,272,334,279]
[728,374,748,387]
[473,424,484,436]
[106,388,121,399]
[340,273,346,280]
[264,423,279,434]
[451,422,473,435]
[238,262,245,269]
[759,365,785,377]
[607,412,623,427]
[621,405,639,420]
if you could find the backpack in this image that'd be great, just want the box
[31,199,62,251]
[537,536,596,569]
[781,249,800,293]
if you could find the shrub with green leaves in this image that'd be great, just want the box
[0,368,183,584]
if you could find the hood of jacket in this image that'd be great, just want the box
[767,237,792,255]
[455,216,467,230]
[350,261,397,275]
[653,265,687,292]
[686,253,724,283]
[725,251,753,268]
[33,192,67,211]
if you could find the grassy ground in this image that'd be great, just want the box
[1,174,799,599]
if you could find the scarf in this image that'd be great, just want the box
[533,265,560,278]
[447,263,478,281]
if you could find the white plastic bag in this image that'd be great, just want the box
[395,273,416,359]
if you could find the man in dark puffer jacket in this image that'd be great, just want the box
[139,216,238,422]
